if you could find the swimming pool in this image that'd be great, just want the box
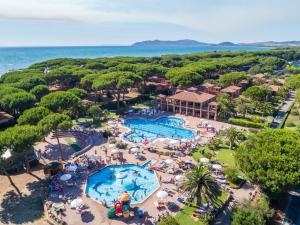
[123,116,196,143]
[85,161,159,206]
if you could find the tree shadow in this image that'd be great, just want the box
[0,179,47,224]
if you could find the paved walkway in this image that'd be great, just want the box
[213,182,256,225]
[272,91,296,127]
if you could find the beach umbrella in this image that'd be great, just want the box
[200,157,210,163]
[108,144,116,148]
[65,164,77,172]
[165,159,174,165]
[71,198,84,208]
[111,149,120,154]
[212,164,222,170]
[175,175,185,181]
[181,139,188,142]
[87,154,98,161]
[156,191,168,199]
[170,140,179,145]
[130,147,139,153]
[60,173,72,181]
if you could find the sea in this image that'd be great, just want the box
[0,45,268,76]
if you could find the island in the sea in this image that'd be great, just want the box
[132,39,300,47]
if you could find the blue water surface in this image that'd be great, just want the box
[123,116,195,143]
[0,45,268,76]
[85,161,159,206]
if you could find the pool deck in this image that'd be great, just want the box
[36,113,242,225]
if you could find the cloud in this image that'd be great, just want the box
[0,0,299,36]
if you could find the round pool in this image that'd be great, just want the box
[85,161,159,206]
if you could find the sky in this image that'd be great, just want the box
[0,0,299,46]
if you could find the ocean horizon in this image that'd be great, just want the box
[0,45,269,76]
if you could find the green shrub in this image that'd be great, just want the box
[115,142,127,149]
[158,216,179,225]
[229,118,267,129]
[223,167,240,184]
[103,130,112,138]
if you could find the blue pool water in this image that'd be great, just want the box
[285,194,300,225]
[123,116,196,143]
[85,161,159,206]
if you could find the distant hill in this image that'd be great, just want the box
[217,42,237,46]
[239,41,300,47]
[132,39,300,47]
[132,39,211,47]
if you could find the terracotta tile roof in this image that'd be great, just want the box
[168,91,215,103]
[157,94,167,98]
[253,73,265,78]
[201,83,215,88]
[221,85,241,93]
[240,79,249,84]
[268,85,280,92]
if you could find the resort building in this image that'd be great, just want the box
[220,85,242,98]
[199,83,221,95]
[156,91,218,120]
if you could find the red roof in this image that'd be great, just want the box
[268,85,280,92]
[168,91,215,103]
[253,73,265,78]
[221,85,241,93]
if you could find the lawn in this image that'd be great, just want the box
[215,149,236,168]
[193,147,236,168]
[175,192,228,225]
[285,103,300,130]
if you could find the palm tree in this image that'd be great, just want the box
[222,127,244,149]
[182,164,221,206]
[216,93,235,119]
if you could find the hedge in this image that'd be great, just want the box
[229,118,268,129]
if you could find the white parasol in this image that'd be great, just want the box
[130,147,139,153]
[108,144,116,148]
[212,164,222,170]
[200,157,210,163]
[175,175,185,181]
[156,191,168,199]
[60,174,72,181]
[165,159,174,165]
[65,164,77,172]
[169,140,179,145]
[70,198,84,208]
[111,149,120,154]
[87,154,98,161]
